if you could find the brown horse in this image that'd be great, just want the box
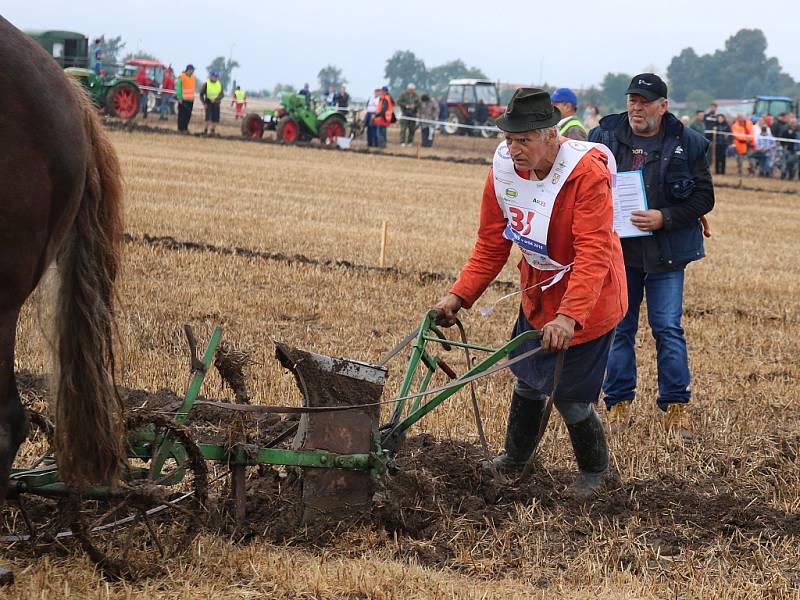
[0,17,126,525]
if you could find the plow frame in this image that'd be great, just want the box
[7,310,544,543]
[379,310,541,450]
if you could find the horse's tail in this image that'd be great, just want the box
[53,83,126,488]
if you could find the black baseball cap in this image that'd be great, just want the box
[626,73,668,101]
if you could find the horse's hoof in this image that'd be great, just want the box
[0,567,14,586]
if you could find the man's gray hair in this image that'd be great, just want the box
[534,126,558,140]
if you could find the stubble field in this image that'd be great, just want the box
[4,127,800,599]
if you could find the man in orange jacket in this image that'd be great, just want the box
[731,114,755,176]
[372,86,394,148]
[435,88,627,498]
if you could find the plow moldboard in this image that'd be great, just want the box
[275,343,385,524]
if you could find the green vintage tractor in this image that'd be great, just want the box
[26,30,141,120]
[65,67,141,120]
[241,93,347,144]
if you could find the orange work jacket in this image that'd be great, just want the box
[179,72,196,101]
[451,149,627,345]
[731,120,755,155]
[373,94,394,127]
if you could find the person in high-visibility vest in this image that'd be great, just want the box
[175,64,197,133]
[231,85,247,119]
[200,70,225,136]
[372,86,395,149]
[551,88,588,141]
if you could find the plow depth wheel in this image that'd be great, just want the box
[71,412,208,579]
[319,117,346,145]
[241,113,265,139]
[276,116,299,143]
[106,82,140,119]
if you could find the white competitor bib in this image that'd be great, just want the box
[492,139,617,289]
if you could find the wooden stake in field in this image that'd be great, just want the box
[379,220,388,268]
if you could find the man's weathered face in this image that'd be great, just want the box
[504,130,555,172]
[627,94,667,135]
[696,112,705,121]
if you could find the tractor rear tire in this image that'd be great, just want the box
[241,113,265,139]
[106,82,140,120]
[276,116,299,143]
[444,111,462,135]
[319,116,346,145]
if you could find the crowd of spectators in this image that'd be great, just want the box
[699,104,798,179]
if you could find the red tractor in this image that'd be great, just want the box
[443,79,505,138]
[122,59,168,113]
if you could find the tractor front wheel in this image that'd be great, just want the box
[319,116,346,145]
[444,112,462,135]
[241,113,265,139]
[276,116,299,143]
[106,83,140,120]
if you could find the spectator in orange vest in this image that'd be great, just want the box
[372,86,395,149]
[731,114,755,176]
[176,64,197,133]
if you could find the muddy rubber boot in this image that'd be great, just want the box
[490,392,545,474]
[566,410,609,501]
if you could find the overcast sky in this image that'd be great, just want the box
[6,1,798,99]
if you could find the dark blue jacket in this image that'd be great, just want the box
[589,112,715,272]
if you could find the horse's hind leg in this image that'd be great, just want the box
[0,309,27,510]
[0,309,26,585]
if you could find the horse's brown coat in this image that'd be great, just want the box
[0,17,126,509]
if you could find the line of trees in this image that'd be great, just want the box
[99,28,798,107]
[583,29,800,115]
[383,51,487,98]
[666,29,799,103]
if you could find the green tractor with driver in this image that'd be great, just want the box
[65,68,141,120]
[26,30,141,120]
[241,93,348,144]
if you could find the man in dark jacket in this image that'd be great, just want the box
[589,73,714,435]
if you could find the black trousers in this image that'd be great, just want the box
[714,147,726,174]
[177,100,194,131]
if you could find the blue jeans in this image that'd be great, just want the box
[365,114,378,147]
[603,268,691,411]
[376,126,387,148]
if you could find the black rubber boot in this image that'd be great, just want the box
[565,410,609,500]
[491,391,546,474]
